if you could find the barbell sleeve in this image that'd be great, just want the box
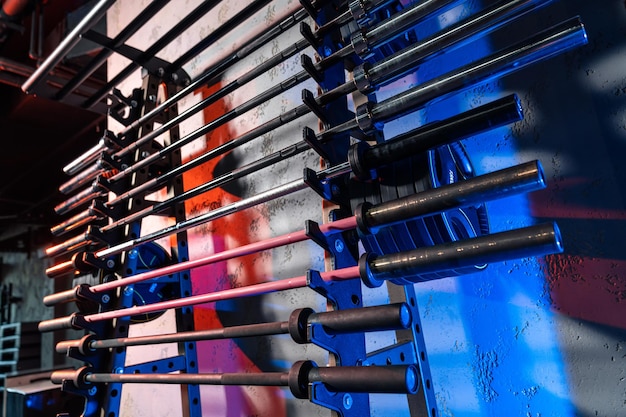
[46,93,521,257]
[21,0,115,94]
[39,222,562,332]
[347,93,522,180]
[53,181,107,216]
[50,208,102,237]
[45,233,92,259]
[356,159,544,234]
[51,361,419,398]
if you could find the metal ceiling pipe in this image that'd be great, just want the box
[21,0,116,95]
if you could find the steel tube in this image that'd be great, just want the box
[21,0,116,94]
[53,182,106,216]
[39,222,562,330]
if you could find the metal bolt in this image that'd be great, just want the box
[114,367,124,374]
[334,239,344,253]
[101,294,110,304]
[88,386,98,396]
[105,259,115,269]
[343,393,353,410]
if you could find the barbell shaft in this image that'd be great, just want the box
[51,361,419,398]
[110,8,578,211]
[108,0,545,203]
[55,302,410,353]
[47,16,585,261]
